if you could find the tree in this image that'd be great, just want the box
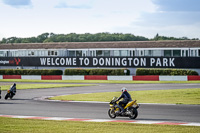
[37,33,49,42]
[1,32,198,44]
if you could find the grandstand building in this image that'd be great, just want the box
[0,40,200,75]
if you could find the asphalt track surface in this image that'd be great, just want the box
[0,83,200,123]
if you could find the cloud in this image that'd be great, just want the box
[2,0,32,8]
[135,12,200,26]
[130,0,200,28]
[55,2,91,9]
[152,0,200,12]
[111,0,200,38]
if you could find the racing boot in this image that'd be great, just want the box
[118,105,125,115]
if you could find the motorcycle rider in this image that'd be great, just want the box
[10,83,17,96]
[116,87,132,114]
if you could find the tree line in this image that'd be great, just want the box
[0,32,199,44]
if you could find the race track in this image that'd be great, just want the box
[0,83,200,123]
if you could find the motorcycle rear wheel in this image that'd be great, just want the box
[129,107,138,119]
[10,94,14,99]
[108,109,116,119]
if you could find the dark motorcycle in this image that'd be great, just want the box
[5,83,16,100]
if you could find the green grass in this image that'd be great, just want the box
[51,88,200,105]
[0,117,199,133]
[1,79,200,84]
[0,84,95,91]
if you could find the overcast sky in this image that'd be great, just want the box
[0,0,200,40]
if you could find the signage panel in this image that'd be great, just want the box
[0,57,200,68]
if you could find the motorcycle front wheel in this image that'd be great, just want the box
[5,93,10,100]
[108,109,116,119]
[129,107,138,119]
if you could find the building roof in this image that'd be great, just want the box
[0,40,200,50]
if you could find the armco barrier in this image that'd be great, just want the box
[1,75,200,81]
[3,75,21,79]
[133,75,159,81]
[188,76,200,81]
[41,75,62,80]
[84,75,107,80]
[159,76,187,81]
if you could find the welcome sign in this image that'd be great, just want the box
[0,57,200,68]
[39,57,176,67]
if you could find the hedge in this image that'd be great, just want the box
[0,69,63,75]
[136,68,198,76]
[64,68,130,75]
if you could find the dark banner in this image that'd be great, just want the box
[0,57,200,68]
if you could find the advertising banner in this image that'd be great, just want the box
[0,57,200,68]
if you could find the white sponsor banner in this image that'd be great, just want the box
[159,76,187,81]
[62,75,84,80]
[107,76,132,81]
[21,75,41,80]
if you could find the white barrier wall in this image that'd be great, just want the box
[107,76,132,81]
[0,75,2,79]
[21,75,41,80]
[62,76,84,80]
[159,76,187,81]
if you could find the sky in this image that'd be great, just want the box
[0,0,200,40]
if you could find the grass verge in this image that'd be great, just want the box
[0,117,199,133]
[1,79,200,84]
[0,84,95,91]
[51,88,200,105]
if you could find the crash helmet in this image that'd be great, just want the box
[121,87,127,92]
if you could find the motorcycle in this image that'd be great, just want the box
[5,84,16,100]
[108,97,139,119]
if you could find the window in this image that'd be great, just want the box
[199,50,200,57]
[28,51,32,56]
[0,51,4,56]
[48,50,58,56]
[173,50,181,57]
[152,50,162,56]
[127,50,131,56]
[120,50,128,56]
[104,50,110,56]
[76,51,82,56]
[41,51,45,56]
[89,50,96,56]
[97,50,103,56]
[114,50,120,56]
[69,51,75,56]
[191,50,198,57]
[145,50,152,56]
[82,50,87,56]
[164,50,172,57]
[132,50,135,56]
[139,50,144,56]
[182,50,188,57]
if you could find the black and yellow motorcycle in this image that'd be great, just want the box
[108,97,139,119]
